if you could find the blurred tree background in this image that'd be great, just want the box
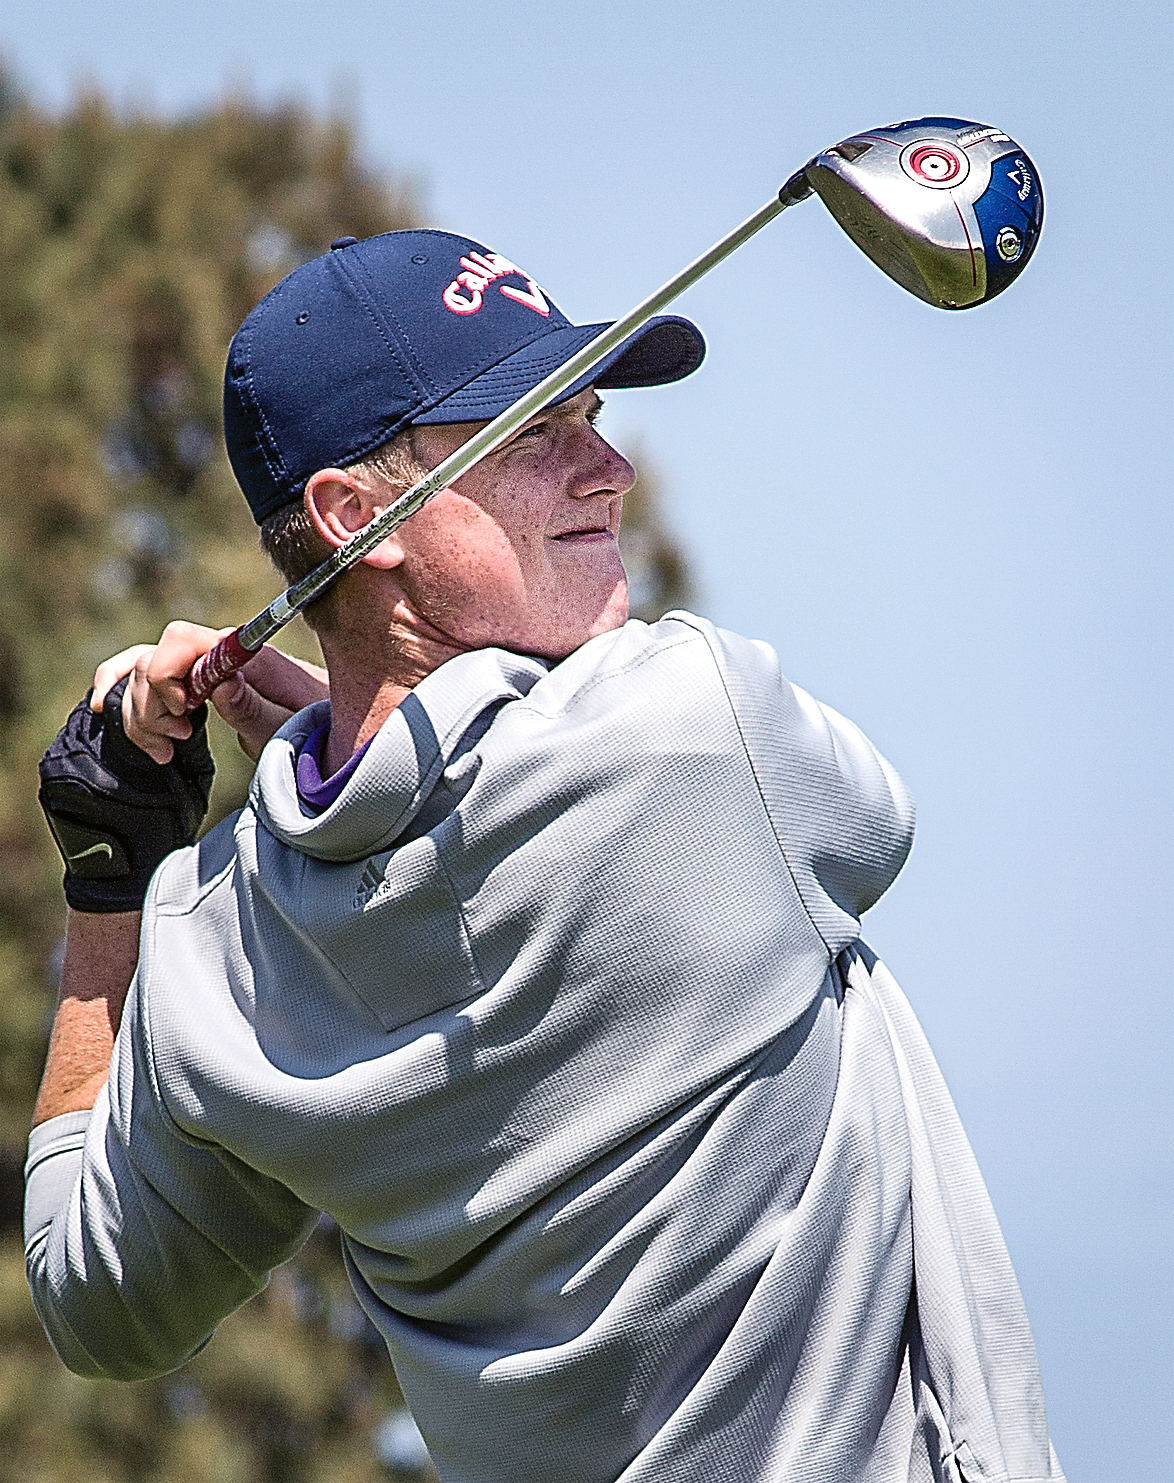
[0,73,693,1483]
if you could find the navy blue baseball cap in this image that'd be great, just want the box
[224,229,706,524]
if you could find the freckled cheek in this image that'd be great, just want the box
[460,533,538,616]
[411,497,513,565]
[484,509,560,579]
[410,487,566,613]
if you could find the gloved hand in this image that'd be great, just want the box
[38,678,215,912]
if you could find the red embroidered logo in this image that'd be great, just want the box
[442,251,551,317]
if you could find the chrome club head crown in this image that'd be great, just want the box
[804,117,1044,309]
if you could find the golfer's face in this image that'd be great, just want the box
[397,389,635,659]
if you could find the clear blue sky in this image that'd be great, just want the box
[6,1,1171,1475]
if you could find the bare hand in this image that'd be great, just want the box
[92,623,329,764]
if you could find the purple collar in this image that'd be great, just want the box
[295,721,374,812]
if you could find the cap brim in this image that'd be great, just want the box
[412,315,705,425]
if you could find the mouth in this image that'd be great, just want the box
[549,524,615,544]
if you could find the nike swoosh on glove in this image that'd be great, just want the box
[38,678,215,913]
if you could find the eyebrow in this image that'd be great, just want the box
[552,391,604,422]
[514,391,604,434]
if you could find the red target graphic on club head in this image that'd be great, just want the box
[899,140,970,189]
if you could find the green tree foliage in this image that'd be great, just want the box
[0,82,419,1167]
[0,76,694,1482]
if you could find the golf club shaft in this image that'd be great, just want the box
[187,170,813,706]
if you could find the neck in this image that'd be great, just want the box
[320,674,411,775]
[316,603,470,776]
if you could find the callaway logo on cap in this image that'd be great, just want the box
[441,249,551,317]
[223,229,705,524]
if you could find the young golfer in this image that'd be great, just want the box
[30,230,1064,1483]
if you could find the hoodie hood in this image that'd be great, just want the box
[250,647,549,863]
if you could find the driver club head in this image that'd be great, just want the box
[803,117,1043,309]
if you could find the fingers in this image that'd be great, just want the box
[205,645,330,761]
[240,646,330,712]
[93,624,330,766]
[92,646,154,712]
[123,622,224,764]
[206,645,330,762]
[145,622,223,719]
[209,671,299,763]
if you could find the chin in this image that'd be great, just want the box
[512,592,630,663]
[587,602,630,641]
[567,584,631,653]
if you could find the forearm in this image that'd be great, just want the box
[33,908,140,1126]
[25,905,318,1378]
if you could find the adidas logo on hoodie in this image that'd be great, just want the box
[353,859,386,910]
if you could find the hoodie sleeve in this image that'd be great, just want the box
[24,975,319,1381]
[671,614,916,956]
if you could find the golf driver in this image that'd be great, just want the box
[186,115,1043,705]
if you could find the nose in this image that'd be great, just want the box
[570,424,636,499]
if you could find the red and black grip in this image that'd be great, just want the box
[185,628,256,710]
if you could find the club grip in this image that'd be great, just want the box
[186,628,255,709]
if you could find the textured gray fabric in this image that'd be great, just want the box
[23,1110,89,1246]
[25,614,1064,1482]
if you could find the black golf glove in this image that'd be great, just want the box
[38,678,215,913]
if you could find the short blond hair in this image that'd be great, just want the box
[257,428,429,627]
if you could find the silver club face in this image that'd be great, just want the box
[805,118,1044,309]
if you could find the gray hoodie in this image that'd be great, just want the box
[25,614,1063,1483]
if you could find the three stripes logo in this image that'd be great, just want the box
[353,859,386,910]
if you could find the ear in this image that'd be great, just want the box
[303,468,406,571]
